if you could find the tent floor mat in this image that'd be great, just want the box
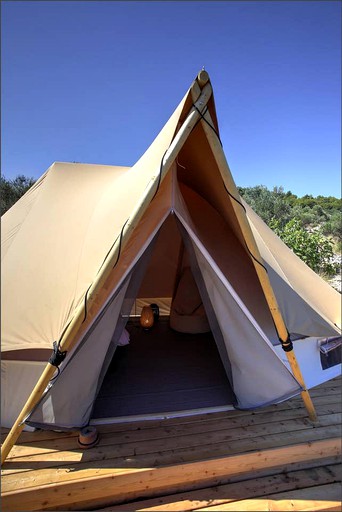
[92,318,235,419]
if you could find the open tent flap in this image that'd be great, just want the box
[1,360,46,430]
[26,280,131,429]
[27,208,301,430]
[177,215,302,409]
[26,226,162,429]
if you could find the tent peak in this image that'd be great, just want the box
[196,69,210,88]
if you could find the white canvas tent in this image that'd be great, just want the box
[1,71,341,452]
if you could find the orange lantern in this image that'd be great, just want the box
[140,305,154,329]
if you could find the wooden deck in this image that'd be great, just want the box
[1,376,341,511]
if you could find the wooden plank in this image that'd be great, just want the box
[2,378,340,444]
[0,406,304,445]
[100,463,342,511]
[1,406,290,444]
[2,451,341,494]
[308,388,341,398]
[1,429,78,445]
[2,438,341,511]
[5,407,341,455]
[5,425,341,484]
[2,376,339,440]
[2,377,340,498]
[269,482,342,502]
[5,411,341,462]
[197,498,341,511]
[297,395,341,406]
[196,483,342,511]
[2,423,340,484]
[3,447,341,495]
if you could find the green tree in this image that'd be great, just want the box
[1,175,36,216]
[269,218,338,277]
[238,185,292,228]
[239,184,341,241]
[322,211,342,250]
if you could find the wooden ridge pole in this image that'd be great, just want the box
[1,72,212,466]
[190,81,317,423]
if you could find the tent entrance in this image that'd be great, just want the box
[91,214,236,422]
[91,317,235,422]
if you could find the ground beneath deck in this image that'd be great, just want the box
[92,319,235,419]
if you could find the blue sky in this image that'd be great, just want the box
[1,1,341,197]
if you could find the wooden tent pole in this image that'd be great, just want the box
[190,82,317,422]
[1,73,212,466]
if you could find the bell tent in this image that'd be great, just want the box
[1,71,341,450]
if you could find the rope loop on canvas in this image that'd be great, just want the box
[82,218,130,324]
[82,284,92,323]
[244,244,269,273]
[112,218,130,269]
[222,182,269,273]
[223,184,248,213]
[151,149,168,202]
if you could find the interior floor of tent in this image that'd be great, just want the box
[91,318,236,420]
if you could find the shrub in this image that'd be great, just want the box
[269,218,338,277]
